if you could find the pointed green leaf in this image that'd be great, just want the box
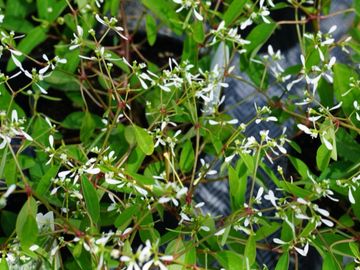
[16,197,38,248]
[228,160,248,210]
[81,175,100,223]
[80,112,96,143]
[133,125,154,156]
[0,257,9,270]
[316,144,331,171]
[192,20,205,43]
[244,235,256,267]
[244,23,277,58]
[179,140,195,173]
[275,253,289,270]
[36,165,60,195]
[223,0,246,26]
[145,14,157,46]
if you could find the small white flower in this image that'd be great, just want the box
[264,190,278,207]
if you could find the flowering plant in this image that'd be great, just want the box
[0,0,360,269]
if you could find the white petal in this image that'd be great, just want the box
[85,167,100,174]
[214,228,226,236]
[322,136,333,150]
[160,255,173,261]
[158,197,171,204]
[49,135,54,148]
[36,83,48,94]
[11,55,24,70]
[328,25,337,34]
[349,188,355,204]
[321,218,334,227]
[227,119,239,125]
[3,184,16,198]
[225,154,235,163]
[11,110,18,122]
[193,9,203,21]
[58,170,71,179]
[20,131,32,141]
[208,119,218,125]
[105,178,122,185]
[273,238,286,245]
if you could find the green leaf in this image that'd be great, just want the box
[275,253,289,270]
[192,20,205,44]
[223,0,246,26]
[133,125,154,156]
[0,210,17,236]
[114,205,139,230]
[19,215,38,247]
[2,16,34,33]
[36,165,60,195]
[339,214,355,228]
[126,171,155,185]
[317,78,334,108]
[354,0,360,16]
[124,125,137,146]
[182,35,198,66]
[37,0,67,22]
[7,26,47,72]
[280,181,312,198]
[4,159,17,185]
[0,84,25,117]
[141,0,182,35]
[246,57,268,89]
[81,175,100,223]
[179,140,195,173]
[254,222,280,241]
[288,156,310,179]
[183,246,196,269]
[68,243,92,270]
[0,141,9,179]
[145,14,157,46]
[244,23,277,57]
[220,226,231,246]
[16,197,38,248]
[334,64,360,117]
[5,0,35,18]
[288,140,302,154]
[300,219,317,238]
[105,50,131,73]
[243,235,256,267]
[228,160,248,210]
[62,112,102,130]
[80,112,96,143]
[215,250,243,270]
[44,70,78,88]
[126,147,146,173]
[322,253,341,270]
[316,144,331,171]
[349,242,360,258]
[0,258,9,270]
